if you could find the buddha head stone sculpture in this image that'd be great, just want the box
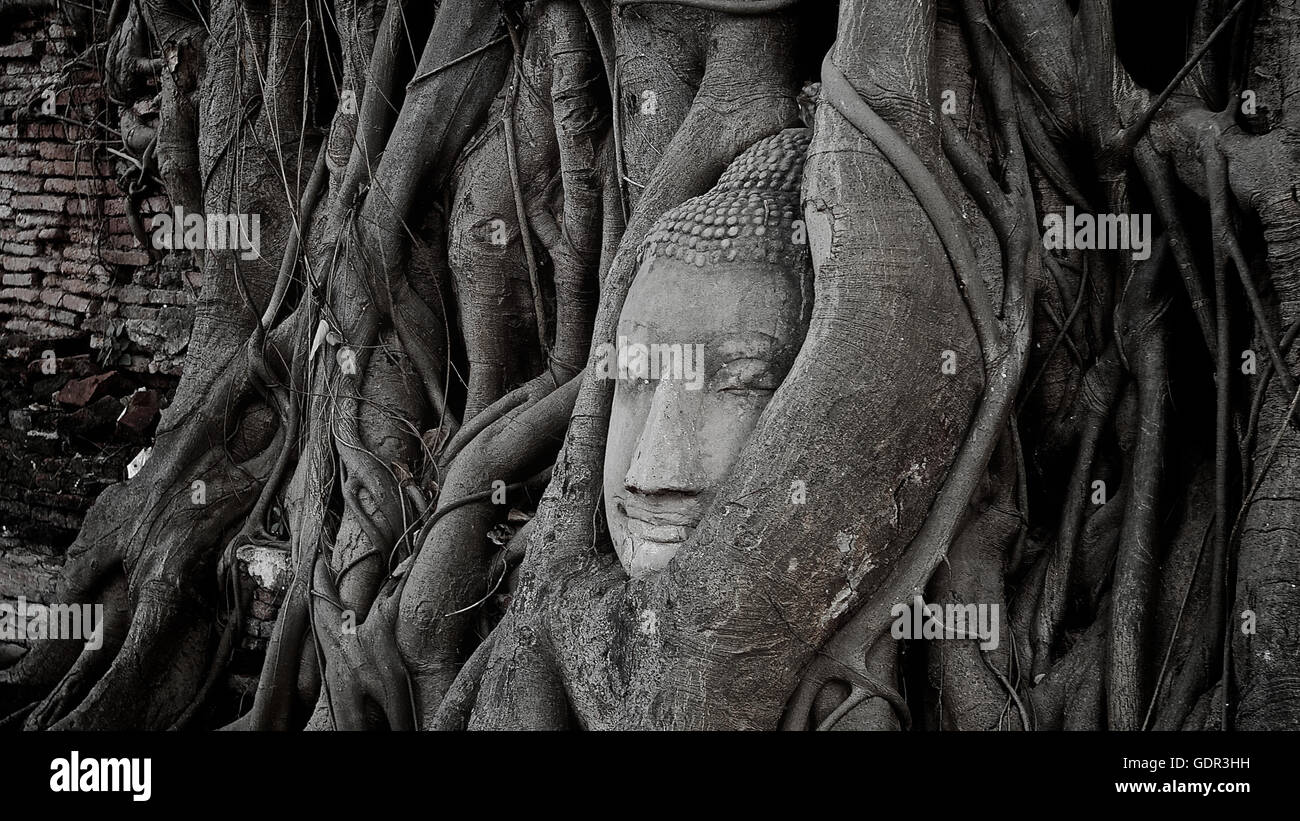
[603,128,814,577]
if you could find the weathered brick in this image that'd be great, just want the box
[11,193,63,211]
[150,288,193,305]
[54,275,110,297]
[99,249,150,266]
[43,176,106,195]
[29,159,111,176]
[36,142,76,160]
[0,173,44,192]
[0,41,35,59]
[62,294,98,313]
[65,198,102,217]
[13,210,60,228]
[1,256,56,273]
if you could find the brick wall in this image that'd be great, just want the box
[1,10,195,616]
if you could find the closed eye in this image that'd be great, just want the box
[717,358,779,395]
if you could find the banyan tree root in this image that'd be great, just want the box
[395,373,581,724]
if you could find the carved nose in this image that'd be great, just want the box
[623,378,707,495]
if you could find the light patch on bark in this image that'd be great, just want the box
[638,609,658,637]
[824,584,854,627]
[235,544,292,593]
[126,447,152,479]
[804,198,835,275]
[835,530,855,553]
[891,460,927,527]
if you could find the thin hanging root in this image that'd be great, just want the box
[503,34,549,355]
[577,0,625,226]
[1206,149,1299,412]
[1016,83,1093,212]
[1237,380,1300,544]
[1136,145,1217,351]
[1021,254,1089,404]
[1031,348,1122,679]
[1244,313,1300,456]
[979,645,1031,730]
[255,143,329,357]
[597,142,626,279]
[407,34,512,88]
[1205,147,1237,730]
[1121,0,1251,150]
[1038,299,1086,364]
[1143,515,1214,730]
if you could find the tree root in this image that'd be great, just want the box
[397,373,581,723]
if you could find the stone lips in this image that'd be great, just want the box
[638,128,812,271]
